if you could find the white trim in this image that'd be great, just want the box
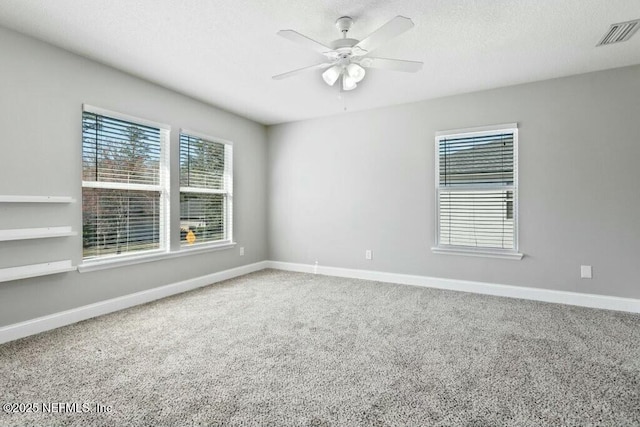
[0,227,77,242]
[435,122,518,138]
[159,126,171,252]
[78,242,236,272]
[0,261,76,283]
[82,180,162,192]
[225,144,233,243]
[179,128,234,146]
[0,195,75,203]
[83,104,170,130]
[267,261,640,314]
[431,247,524,260]
[3,260,639,344]
[513,127,520,251]
[179,240,235,253]
[0,261,267,344]
[179,187,227,195]
[436,184,516,192]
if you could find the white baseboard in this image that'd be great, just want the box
[266,261,640,314]
[0,261,268,344]
[3,259,637,345]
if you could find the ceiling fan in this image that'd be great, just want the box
[273,16,423,91]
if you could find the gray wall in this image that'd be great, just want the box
[268,64,640,299]
[1,24,639,331]
[0,27,268,326]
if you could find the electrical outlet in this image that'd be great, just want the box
[580,265,592,279]
[365,250,373,260]
[239,247,245,256]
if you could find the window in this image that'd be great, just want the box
[82,106,170,260]
[434,123,521,259]
[179,131,233,247]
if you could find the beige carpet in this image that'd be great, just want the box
[1,269,639,426]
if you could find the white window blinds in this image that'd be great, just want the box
[436,125,518,252]
[179,132,233,246]
[82,107,169,260]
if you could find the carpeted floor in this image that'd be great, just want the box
[1,269,639,426]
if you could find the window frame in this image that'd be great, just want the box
[81,104,171,264]
[78,109,236,273]
[432,123,523,260]
[179,129,234,249]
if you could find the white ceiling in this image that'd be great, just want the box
[0,0,639,125]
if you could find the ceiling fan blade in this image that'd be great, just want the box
[354,16,414,54]
[272,62,333,80]
[277,30,336,57]
[351,46,368,57]
[359,57,423,72]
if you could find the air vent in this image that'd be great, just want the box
[597,19,640,46]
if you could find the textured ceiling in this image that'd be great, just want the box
[0,0,639,125]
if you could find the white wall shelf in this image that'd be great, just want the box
[0,195,74,203]
[0,227,77,242]
[0,197,76,281]
[0,260,76,283]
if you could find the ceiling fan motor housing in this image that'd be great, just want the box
[331,38,359,50]
[333,16,359,55]
[335,16,354,33]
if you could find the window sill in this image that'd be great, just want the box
[431,247,524,260]
[78,241,236,273]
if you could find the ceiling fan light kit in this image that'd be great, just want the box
[322,65,342,86]
[322,62,365,91]
[274,15,423,92]
[346,63,366,82]
[342,74,357,91]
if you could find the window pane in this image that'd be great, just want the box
[82,112,161,185]
[180,193,225,245]
[439,133,513,186]
[179,134,226,190]
[439,190,514,249]
[437,127,517,252]
[83,188,161,259]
